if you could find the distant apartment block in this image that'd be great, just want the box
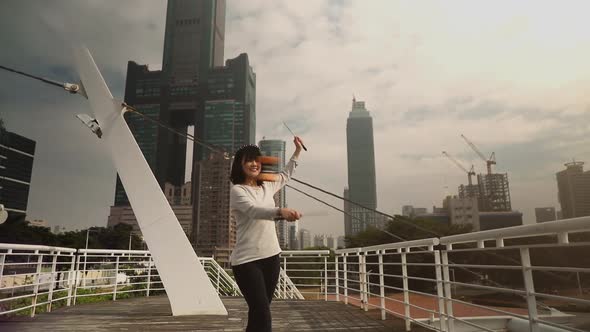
[556,161,590,219]
[401,205,428,218]
[299,229,311,249]
[108,202,193,237]
[535,207,556,223]
[443,196,479,230]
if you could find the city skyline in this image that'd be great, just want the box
[1,1,589,237]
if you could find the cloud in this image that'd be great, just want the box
[2,0,589,236]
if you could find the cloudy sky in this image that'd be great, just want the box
[1,0,589,237]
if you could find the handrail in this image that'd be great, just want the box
[335,247,361,254]
[335,238,439,254]
[362,237,440,252]
[440,216,590,245]
[281,250,331,256]
[79,249,150,255]
[0,243,77,253]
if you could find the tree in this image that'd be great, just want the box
[0,216,57,245]
[345,215,473,249]
[0,218,142,250]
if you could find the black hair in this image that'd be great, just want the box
[230,145,263,186]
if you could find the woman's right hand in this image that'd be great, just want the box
[279,208,302,221]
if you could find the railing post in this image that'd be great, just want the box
[215,262,220,294]
[283,256,287,299]
[0,253,5,291]
[146,256,152,297]
[290,272,295,299]
[81,251,87,288]
[357,253,362,308]
[47,252,58,312]
[400,247,411,332]
[520,248,539,332]
[433,247,447,332]
[113,255,120,301]
[360,253,369,311]
[441,249,455,332]
[378,249,386,320]
[343,254,349,305]
[31,252,43,317]
[335,255,340,302]
[68,252,77,306]
[324,256,328,302]
[557,232,569,244]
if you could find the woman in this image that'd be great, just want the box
[229,136,305,332]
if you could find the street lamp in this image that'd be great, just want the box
[82,228,98,287]
[85,228,98,250]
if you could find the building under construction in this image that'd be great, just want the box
[458,183,480,200]
[457,174,511,212]
[453,135,512,212]
[476,173,511,212]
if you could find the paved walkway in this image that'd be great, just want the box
[0,296,403,331]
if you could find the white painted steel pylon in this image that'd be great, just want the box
[73,47,227,316]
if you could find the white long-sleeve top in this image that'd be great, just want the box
[229,157,298,266]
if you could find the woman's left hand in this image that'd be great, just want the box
[294,136,304,152]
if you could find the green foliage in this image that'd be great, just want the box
[0,220,143,250]
[0,217,57,246]
[345,215,473,248]
[1,290,69,316]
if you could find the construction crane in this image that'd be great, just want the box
[461,134,496,175]
[442,151,476,186]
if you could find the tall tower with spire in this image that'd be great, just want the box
[345,98,377,236]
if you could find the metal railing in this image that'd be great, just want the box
[0,247,243,317]
[280,250,332,300]
[0,247,318,317]
[334,216,590,332]
[0,244,76,317]
[336,238,444,331]
[3,217,588,331]
[438,216,590,332]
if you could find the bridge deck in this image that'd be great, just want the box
[0,296,406,331]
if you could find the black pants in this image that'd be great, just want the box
[232,254,280,332]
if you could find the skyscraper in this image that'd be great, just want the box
[343,187,352,238]
[114,62,162,206]
[194,154,235,266]
[0,127,35,222]
[202,53,256,159]
[115,0,228,206]
[345,98,377,236]
[162,0,225,83]
[112,0,255,255]
[259,139,290,249]
[556,161,590,219]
